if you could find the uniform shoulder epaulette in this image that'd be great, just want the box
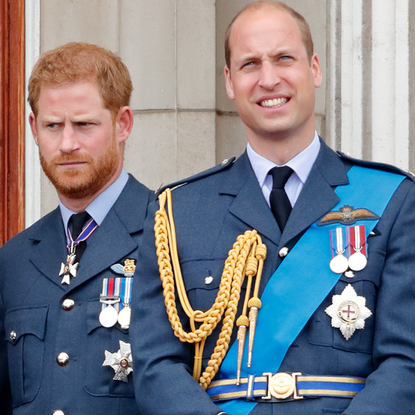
[155,157,236,196]
[337,151,415,182]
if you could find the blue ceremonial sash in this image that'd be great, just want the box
[218,166,405,415]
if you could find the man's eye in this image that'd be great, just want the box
[242,61,256,69]
[47,123,59,129]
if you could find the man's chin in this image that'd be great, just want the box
[54,182,99,200]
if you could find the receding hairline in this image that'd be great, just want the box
[225,1,314,68]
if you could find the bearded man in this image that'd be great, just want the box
[0,42,151,415]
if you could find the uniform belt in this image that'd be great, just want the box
[207,372,365,403]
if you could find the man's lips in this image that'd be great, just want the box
[259,97,289,108]
[56,161,87,167]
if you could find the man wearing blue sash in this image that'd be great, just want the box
[131,2,415,414]
[0,43,151,414]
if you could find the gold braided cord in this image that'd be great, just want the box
[154,188,266,389]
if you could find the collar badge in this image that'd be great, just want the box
[325,284,372,340]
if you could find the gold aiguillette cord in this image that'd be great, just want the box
[154,188,266,389]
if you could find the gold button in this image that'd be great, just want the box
[52,411,65,415]
[57,352,69,367]
[279,247,289,258]
[62,298,75,311]
[204,276,213,285]
[9,331,17,341]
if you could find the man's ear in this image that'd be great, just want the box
[115,106,134,144]
[29,113,39,145]
[310,53,322,89]
[224,66,235,101]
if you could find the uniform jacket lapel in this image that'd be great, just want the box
[28,209,67,290]
[219,152,281,246]
[28,176,149,292]
[220,140,349,250]
[69,176,150,291]
[280,140,349,247]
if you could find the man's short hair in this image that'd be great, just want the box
[28,42,133,118]
[225,1,314,69]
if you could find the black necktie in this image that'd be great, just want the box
[69,211,91,262]
[269,166,293,232]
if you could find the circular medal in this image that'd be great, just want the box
[118,306,131,329]
[329,254,349,274]
[99,305,118,328]
[348,252,368,272]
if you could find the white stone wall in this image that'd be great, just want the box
[25,0,415,221]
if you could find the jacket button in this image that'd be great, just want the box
[52,411,65,415]
[204,276,213,285]
[57,352,70,366]
[279,247,289,258]
[9,331,17,341]
[62,298,75,311]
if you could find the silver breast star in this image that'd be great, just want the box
[103,340,133,382]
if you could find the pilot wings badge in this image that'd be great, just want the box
[318,205,379,226]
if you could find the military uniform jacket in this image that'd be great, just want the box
[0,175,151,415]
[131,141,415,415]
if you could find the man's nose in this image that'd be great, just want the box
[59,124,80,153]
[258,61,281,90]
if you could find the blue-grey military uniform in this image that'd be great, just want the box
[0,175,151,415]
[131,140,415,415]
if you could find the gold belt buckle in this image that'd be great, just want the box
[262,372,303,401]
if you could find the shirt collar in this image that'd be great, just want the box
[59,168,129,230]
[247,132,320,187]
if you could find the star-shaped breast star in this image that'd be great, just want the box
[325,284,372,340]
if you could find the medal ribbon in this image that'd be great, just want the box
[218,166,405,415]
[101,277,118,311]
[114,278,121,312]
[66,218,98,252]
[349,225,367,256]
[330,227,347,258]
[120,277,133,310]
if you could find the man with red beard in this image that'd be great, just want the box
[0,42,151,415]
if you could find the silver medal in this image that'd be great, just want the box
[99,305,118,328]
[349,226,368,272]
[348,251,367,272]
[329,253,349,274]
[117,306,131,329]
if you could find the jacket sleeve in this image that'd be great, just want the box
[0,282,13,414]
[131,200,226,415]
[345,179,415,414]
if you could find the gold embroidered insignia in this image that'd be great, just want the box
[317,205,378,226]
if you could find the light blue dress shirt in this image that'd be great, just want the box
[59,168,129,236]
[247,132,320,207]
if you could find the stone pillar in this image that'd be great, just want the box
[327,0,413,171]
